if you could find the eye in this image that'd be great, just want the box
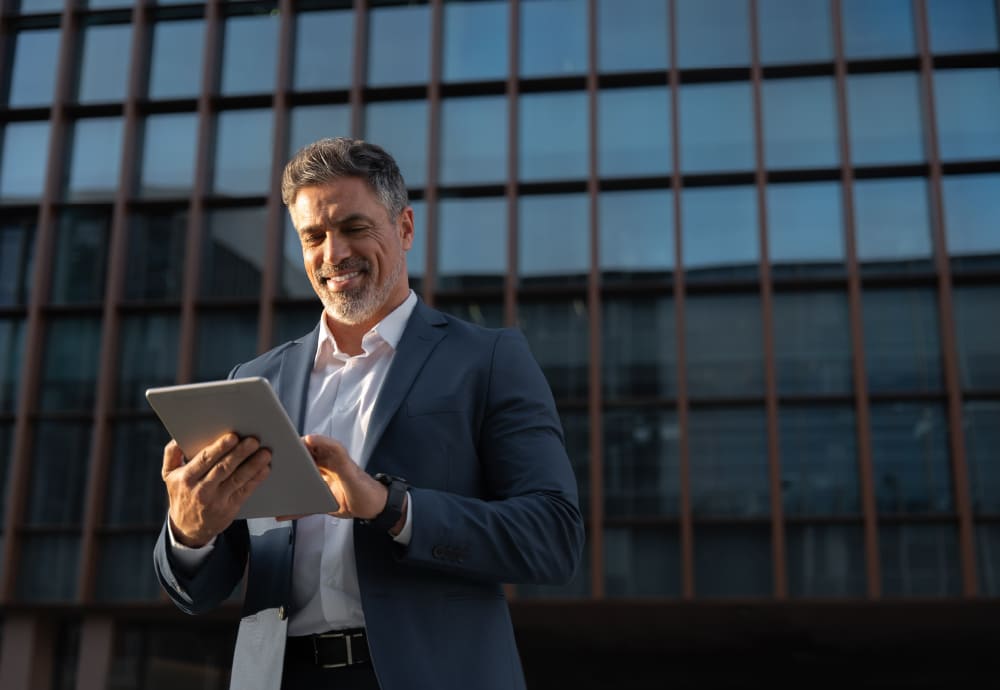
[302,233,324,246]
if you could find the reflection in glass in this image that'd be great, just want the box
[27,421,92,524]
[368,4,429,86]
[125,210,187,301]
[927,0,999,54]
[964,402,1000,513]
[96,534,161,601]
[689,407,769,517]
[841,0,916,58]
[943,174,1000,272]
[686,293,764,397]
[117,314,179,409]
[772,291,852,394]
[848,73,924,165]
[871,403,952,514]
[518,194,589,284]
[605,527,680,597]
[105,420,171,524]
[598,0,668,73]
[757,0,831,65]
[139,113,198,198]
[518,300,589,400]
[221,13,278,96]
[196,310,259,381]
[200,206,267,299]
[0,216,35,306]
[440,96,507,185]
[934,69,1000,161]
[289,105,351,158]
[443,0,508,82]
[780,406,858,516]
[977,524,1000,596]
[767,182,844,277]
[854,178,933,274]
[680,82,754,173]
[438,197,506,289]
[295,9,353,91]
[15,534,79,602]
[39,317,102,411]
[676,0,750,69]
[519,91,588,181]
[599,190,672,282]
[763,78,838,169]
[604,408,679,517]
[682,186,757,281]
[213,109,274,196]
[603,297,675,399]
[364,101,428,187]
[953,286,1000,390]
[50,209,110,305]
[7,28,60,107]
[65,117,123,201]
[862,288,942,393]
[694,524,772,596]
[520,0,587,77]
[786,524,866,597]
[434,299,504,329]
[77,23,132,103]
[599,87,670,178]
[1,121,50,202]
[148,19,204,100]
[273,305,320,347]
[880,524,960,596]
[0,319,25,413]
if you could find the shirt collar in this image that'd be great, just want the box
[313,290,418,366]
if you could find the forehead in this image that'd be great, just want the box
[289,177,387,225]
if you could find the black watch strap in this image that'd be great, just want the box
[365,473,408,532]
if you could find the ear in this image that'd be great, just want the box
[399,206,414,251]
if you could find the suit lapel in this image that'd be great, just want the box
[274,322,321,433]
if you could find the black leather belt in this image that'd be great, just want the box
[285,628,371,668]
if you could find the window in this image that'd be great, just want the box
[364,101,429,188]
[294,8,354,91]
[148,19,205,100]
[0,215,36,306]
[220,12,279,96]
[880,524,960,597]
[682,185,758,281]
[442,0,508,82]
[977,524,1000,596]
[212,109,274,197]
[953,286,1000,390]
[927,0,999,54]
[763,77,839,170]
[780,406,859,516]
[138,113,199,199]
[518,193,589,284]
[871,403,952,514]
[848,73,924,165]
[934,69,1000,161]
[605,527,681,597]
[26,422,92,524]
[125,210,188,302]
[598,87,671,178]
[786,524,866,597]
[200,206,268,299]
[597,0,669,73]
[440,96,507,185]
[367,3,430,86]
[6,28,60,108]
[679,82,754,173]
[767,182,844,277]
[757,0,832,65]
[437,197,506,290]
[105,419,171,524]
[38,317,102,412]
[862,288,943,393]
[772,291,852,395]
[76,22,132,104]
[50,209,110,305]
[694,524,772,596]
[0,121,50,202]
[65,117,123,201]
[289,105,351,158]
[117,314,179,409]
[964,402,1000,514]
[16,534,80,601]
[0,319,26,413]
[688,407,769,517]
[854,178,933,274]
[685,293,764,398]
[602,297,676,399]
[195,309,259,381]
[676,0,750,69]
[841,0,916,58]
[520,0,587,77]
[943,174,1000,272]
[604,408,680,517]
[519,91,589,181]
[518,300,589,400]
[599,189,673,283]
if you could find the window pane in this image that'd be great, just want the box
[763,77,839,169]
[7,28,60,108]
[694,524,772,596]
[39,316,102,411]
[76,22,132,104]
[26,421,92,524]
[117,314,179,409]
[200,206,267,299]
[787,524,866,597]
[689,407,769,517]
[148,19,204,100]
[953,286,1000,390]
[934,68,1000,161]
[680,83,754,173]
[560,409,590,516]
[603,297,675,399]
[757,0,832,65]
[854,178,933,274]
[598,87,670,178]
[880,524,960,597]
[138,113,198,198]
[105,420,170,524]
[443,0,508,82]
[676,0,750,69]
[438,197,506,290]
[0,215,35,306]
[196,310,259,381]
[294,9,353,91]
[927,0,999,54]
[272,305,319,347]
[213,109,274,196]
[871,403,952,514]
[280,214,312,298]
[943,174,1000,272]
[598,0,668,73]
[780,406,858,516]
[519,91,588,181]
[848,73,924,165]
[518,193,589,284]
[685,293,764,397]
[520,0,587,77]
[1,121,51,202]
[605,527,680,597]
[434,298,504,329]
[15,534,79,602]
[767,182,844,277]
[977,524,1000,596]
[599,189,673,283]
[604,408,679,517]
[518,299,589,400]
[96,534,161,601]
[221,13,278,96]
[364,101,428,188]
[0,319,26,413]
[682,185,758,281]
[0,422,12,523]
[367,4,429,86]
[773,291,852,395]
[65,117,123,201]
[289,105,351,158]
[50,209,110,304]
[841,0,916,58]
[863,288,943,393]
[125,210,188,301]
[965,402,1000,514]
[440,96,507,185]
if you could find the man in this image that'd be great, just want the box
[153,137,585,690]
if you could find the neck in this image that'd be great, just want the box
[324,291,410,356]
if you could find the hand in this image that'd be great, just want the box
[161,433,272,548]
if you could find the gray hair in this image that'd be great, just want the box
[281,137,409,220]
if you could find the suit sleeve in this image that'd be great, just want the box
[400,329,585,585]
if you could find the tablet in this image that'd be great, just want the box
[146,377,338,519]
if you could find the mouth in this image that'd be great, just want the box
[321,269,366,291]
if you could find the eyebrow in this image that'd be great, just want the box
[297,212,375,236]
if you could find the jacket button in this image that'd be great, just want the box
[278,606,286,620]
[432,546,445,559]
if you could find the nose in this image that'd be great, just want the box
[321,232,351,265]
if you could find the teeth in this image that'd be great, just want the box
[327,271,360,284]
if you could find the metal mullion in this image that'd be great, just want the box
[667,0,694,599]
[831,0,881,599]
[0,0,80,603]
[504,0,519,330]
[748,0,786,600]
[350,0,368,138]
[422,0,442,308]
[913,0,978,596]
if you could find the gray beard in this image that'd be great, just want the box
[318,253,404,326]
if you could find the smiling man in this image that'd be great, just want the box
[153,137,584,690]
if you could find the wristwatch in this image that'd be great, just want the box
[363,473,409,532]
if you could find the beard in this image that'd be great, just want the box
[312,252,404,326]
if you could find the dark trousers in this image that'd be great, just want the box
[280,656,381,690]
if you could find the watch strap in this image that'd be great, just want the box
[366,473,408,532]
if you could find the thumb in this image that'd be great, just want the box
[161,440,185,480]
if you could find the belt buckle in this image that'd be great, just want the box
[315,631,352,669]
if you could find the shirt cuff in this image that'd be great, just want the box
[391,491,413,546]
[167,519,216,570]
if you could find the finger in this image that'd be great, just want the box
[184,432,242,482]
[302,435,349,471]
[203,437,262,486]
[161,440,185,481]
[229,459,271,508]
[222,447,271,493]
[276,514,307,522]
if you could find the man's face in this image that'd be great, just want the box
[289,177,413,328]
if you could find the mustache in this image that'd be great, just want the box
[314,259,369,281]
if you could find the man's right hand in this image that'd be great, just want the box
[161,433,272,548]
